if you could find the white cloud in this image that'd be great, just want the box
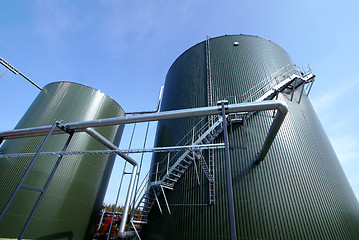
[32,1,75,40]
[311,77,359,202]
[98,1,193,56]
[330,135,359,164]
[312,78,359,111]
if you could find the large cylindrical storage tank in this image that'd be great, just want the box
[0,82,125,239]
[141,35,359,239]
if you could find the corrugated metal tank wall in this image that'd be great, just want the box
[0,82,125,239]
[141,35,359,239]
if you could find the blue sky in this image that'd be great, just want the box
[1,0,358,205]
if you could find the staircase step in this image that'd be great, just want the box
[182,158,191,164]
[177,164,188,169]
[142,206,152,211]
[202,137,210,144]
[143,196,155,201]
[180,159,190,165]
[214,125,222,131]
[166,177,178,182]
[173,168,185,174]
[169,172,181,178]
[132,220,148,224]
[161,183,174,190]
[185,155,195,161]
[161,181,174,186]
[206,133,214,141]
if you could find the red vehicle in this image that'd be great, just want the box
[95,212,122,239]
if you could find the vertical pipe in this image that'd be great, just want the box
[107,160,127,240]
[118,165,138,236]
[128,121,151,226]
[83,128,138,239]
[107,123,137,240]
[220,101,237,240]
[97,209,105,231]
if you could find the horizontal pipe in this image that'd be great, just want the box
[0,101,288,238]
[0,125,65,139]
[0,100,288,140]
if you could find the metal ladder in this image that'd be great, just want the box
[0,122,72,240]
[206,36,213,108]
[205,36,216,204]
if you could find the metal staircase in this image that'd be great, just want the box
[129,116,225,230]
[127,64,315,238]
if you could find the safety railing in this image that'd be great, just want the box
[129,114,224,212]
[215,64,313,104]
[134,64,314,204]
[150,115,223,182]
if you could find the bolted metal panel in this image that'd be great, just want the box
[142,35,359,239]
[0,82,125,239]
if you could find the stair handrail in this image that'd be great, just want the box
[217,64,313,104]
[152,115,222,181]
[132,170,150,206]
[130,111,227,225]
[130,64,313,230]
[133,115,221,197]
[145,64,313,194]
[150,116,208,170]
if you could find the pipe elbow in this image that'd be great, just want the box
[276,101,289,115]
[118,231,135,239]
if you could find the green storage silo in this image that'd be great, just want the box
[0,82,125,239]
[141,35,359,239]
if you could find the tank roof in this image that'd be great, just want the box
[175,34,288,64]
[43,81,124,112]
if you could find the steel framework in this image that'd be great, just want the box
[0,100,288,239]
